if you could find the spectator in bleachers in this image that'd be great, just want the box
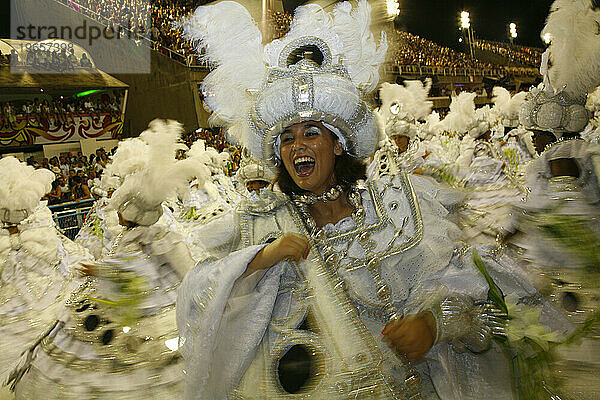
[46,180,63,205]
[57,175,71,201]
[59,155,70,177]
[71,175,92,201]
[9,49,18,65]
[87,170,100,189]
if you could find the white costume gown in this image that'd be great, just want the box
[75,196,123,260]
[12,222,195,399]
[506,139,600,399]
[1,205,91,385]
[459,144,527,247]
[177,173,555,400]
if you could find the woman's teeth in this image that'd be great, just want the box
[294,156,315,176]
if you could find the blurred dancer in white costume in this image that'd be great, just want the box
[10,120,200,399]
[236,151,276,196]
[368,80,431,179]
[176,2,565,399]
[0,157,91,388]
[74,137,149,259]
[510,1,600,397]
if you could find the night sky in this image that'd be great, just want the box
[396,0,554,49]
[0,0,555,49]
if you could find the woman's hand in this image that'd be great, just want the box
[247,232,311,273]
[382,312,436,361]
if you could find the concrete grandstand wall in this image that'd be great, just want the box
[113,53,207,137]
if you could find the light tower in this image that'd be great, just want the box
[460,11,474,58]
[509,22,517,44]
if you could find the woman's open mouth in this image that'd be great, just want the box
[293,156,315,177]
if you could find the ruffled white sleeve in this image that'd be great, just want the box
[177,244,286,400]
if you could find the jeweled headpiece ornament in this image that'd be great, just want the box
[178,0,387,168]
[519,0,600,134]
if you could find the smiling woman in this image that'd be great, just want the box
[175,1,563,399]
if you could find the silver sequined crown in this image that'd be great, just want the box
[519,86,591,134]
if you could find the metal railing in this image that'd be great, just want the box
[387,63,538,78]
[49,199,94,240]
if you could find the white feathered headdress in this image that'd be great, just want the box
[379,79,433,123]
[543,0,600,101]
[109,120,205,226]
[491,87,527,127]
[0,157,54,224]
[179,0,387,166]
[100,137,149,191]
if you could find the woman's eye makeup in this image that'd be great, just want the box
[305,126,322,136]
[280,132,294,144]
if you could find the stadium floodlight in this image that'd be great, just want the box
[460,11,470,29]
[387,0,400,17]
[509,22,517,39]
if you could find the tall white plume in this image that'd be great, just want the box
[491,87,527,122]
[542,0,600,100]
[332,0,388,93]
[102,137,148,180]
[438,92,478,135]
[109,120,205,211]
[178,2,266,145]
[379,79,433,122]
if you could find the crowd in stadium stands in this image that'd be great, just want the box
[57,1,541,75]
[32,147,113,204]
[0,94,123,127]
[472,40,543,68]
[268,10,293,40]
[57,0,151,35]
[59,0,202,65]
[392,31,496,70]
[149,0,200,63]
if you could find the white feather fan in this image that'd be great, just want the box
[0,157,54,212]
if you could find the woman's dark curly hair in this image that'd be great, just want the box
[275,152,367,197]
